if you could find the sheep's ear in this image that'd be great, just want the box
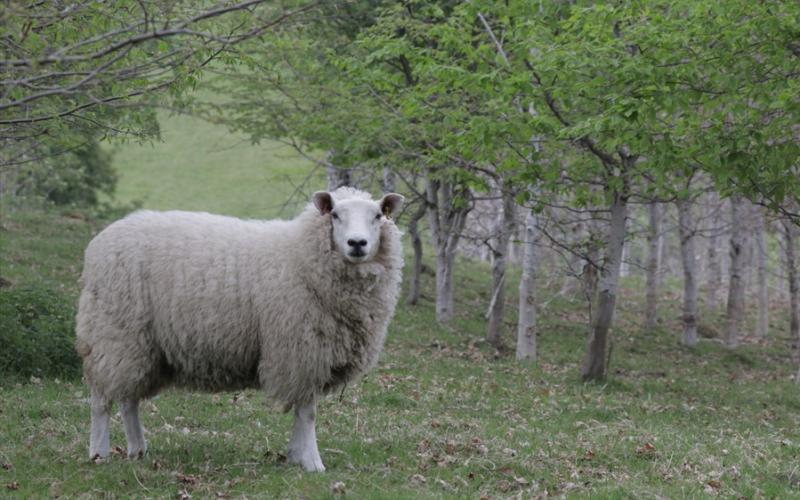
[380,193,404,219]
[313,191,334,215]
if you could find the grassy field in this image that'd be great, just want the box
[110,110,322,218]
[1,115,799,498]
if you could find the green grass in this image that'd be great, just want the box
[1,114,798,498]
[1,208,798,498]
[109,110,322,218]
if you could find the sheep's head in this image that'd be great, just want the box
[313,190,404,264]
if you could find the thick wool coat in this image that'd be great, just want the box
[75,189,403,408]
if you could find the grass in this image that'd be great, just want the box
[109,109,322,219]
[1,114,799,498]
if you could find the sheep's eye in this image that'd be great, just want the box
[331,212,339,220]
[375,213,382,220]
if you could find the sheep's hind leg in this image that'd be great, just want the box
[287,400,325,472]
[89,389,111,460]
[121,399,147,459]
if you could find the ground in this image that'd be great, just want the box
[0,112,798,498]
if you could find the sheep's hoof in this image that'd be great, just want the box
[127,448,147,459]
[287,450,326,472]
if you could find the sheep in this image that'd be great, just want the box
[75,187,404,472]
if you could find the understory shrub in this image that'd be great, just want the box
[0,284,81,379]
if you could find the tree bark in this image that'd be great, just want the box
[486,185,516,348]
[677,198,698,346]
[426,173,470,324]
[754,206,769,338]
[516,209,539,362]
[725,195,746,347]
[406,202,427,306]
[782,219,799,382]
[326,158,351,191]
[382,167,395,193]
[644,201,661,332]
[705,192,723,310]
[620,240,630,278]
[581,186,628,381]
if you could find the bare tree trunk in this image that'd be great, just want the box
[783,219,799,382]
[326,156,351,191]
[644,201,661,332]
[486,185,516,348]
[706,192,723,310]
[725,195,746,347]
[754,206,769,338]
[677,198,698,346]
[426,173,470,324]
[382,167,395,193]
[406,202,427,306]
[582,186,628,381]
[517,209,538,362]
[620,240,630,278]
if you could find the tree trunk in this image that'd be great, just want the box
[426,173,470,324]
[516,209,539,362]
[581,187,628,382]
[406,202,427,306]
[644,201,661,332]
[725,195,746,347]
[486,185,516,348]
[705,192,723,310]
[382,167,395,193]
[677,198,698,346]
[326,157,351,191]
[434,249,456,323]
[783,219,799,382]
[620,240,630,278]
[754,206,769,338]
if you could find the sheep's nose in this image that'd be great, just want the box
[347,238,367,248]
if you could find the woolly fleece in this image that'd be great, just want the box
[75,187,403,408]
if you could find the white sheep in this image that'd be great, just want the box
[75,187,404,472]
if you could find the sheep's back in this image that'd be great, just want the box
[78,210,295,390]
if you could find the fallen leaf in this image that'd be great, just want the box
[178,473,199,486]
[410,474,427,485]
[331,481,346,495]
[635,442,657,457]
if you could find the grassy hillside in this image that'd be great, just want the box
[1,113,798,497]
[1,206,799,498]
[110,110,322,218]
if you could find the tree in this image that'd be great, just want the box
[516,208,539,362]
[725,196,747,347]
[1,0,316,190]
[754,205,769,338]
[486,180,517,348]
[644,200,662,332]
[677,196,699,346]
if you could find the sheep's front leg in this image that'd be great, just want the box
[89,389,111,460]
[287,401,325,472]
